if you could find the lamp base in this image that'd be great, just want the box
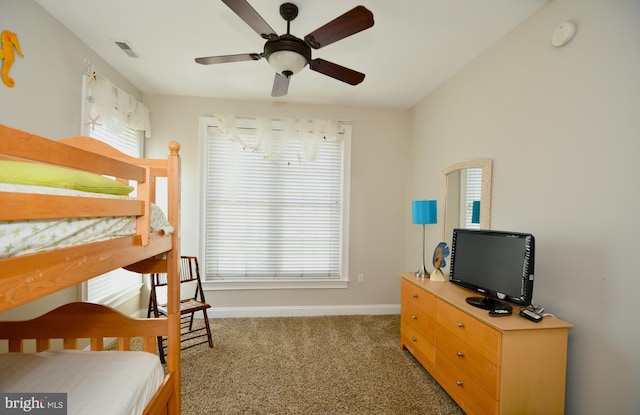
[415,264,429,279]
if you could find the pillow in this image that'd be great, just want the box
[0,160,134,195]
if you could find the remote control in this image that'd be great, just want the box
[519,309,543,323]
[489,309,512,317]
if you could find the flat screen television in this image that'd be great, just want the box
[449,228,535,311]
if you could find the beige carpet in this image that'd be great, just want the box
[177,315,464,415]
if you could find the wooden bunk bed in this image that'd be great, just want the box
[0,124,181,415]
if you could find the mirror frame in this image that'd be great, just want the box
[438,159,493,241]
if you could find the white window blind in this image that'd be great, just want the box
[81,75,144,305]
[463,168,482,229]
[88,123,139,157]
[202,118,350,286]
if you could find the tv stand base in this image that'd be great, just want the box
[466,296,513,312]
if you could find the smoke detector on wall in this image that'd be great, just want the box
[551,22,576,48]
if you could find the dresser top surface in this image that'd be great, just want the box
[401,272,574,331]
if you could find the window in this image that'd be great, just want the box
[462,168,482,229]
[81,74,144,306]
[200,116,350,289]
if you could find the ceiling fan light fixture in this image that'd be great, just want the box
[264,34,311,76]
[267,50,307,75]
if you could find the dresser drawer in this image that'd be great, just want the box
[436,299,500,364]
[401,321,435,371]
[436,351,499,415]
[436,324,499,399]
[401,301,436,344]
[401,279,436,317]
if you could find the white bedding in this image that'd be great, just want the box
[0,349,164,415]
[0,183,173,258]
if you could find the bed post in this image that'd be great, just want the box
[166,141,181,414]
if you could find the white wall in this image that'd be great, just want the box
[143,94,410,314]
[408,0,640,413]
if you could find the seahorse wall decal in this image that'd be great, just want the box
[0,30,24,88]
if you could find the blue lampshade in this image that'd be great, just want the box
[412,200,437,225]
[471,200,481,224]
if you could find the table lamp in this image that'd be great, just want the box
[412,200,437,278]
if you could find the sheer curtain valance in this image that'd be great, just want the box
[212,114,347,163]
[84,63,152,138]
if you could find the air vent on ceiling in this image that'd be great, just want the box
[114,40,139,58]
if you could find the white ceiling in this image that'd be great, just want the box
[36,0,546,109]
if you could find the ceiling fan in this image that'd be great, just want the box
[195,0,374,97]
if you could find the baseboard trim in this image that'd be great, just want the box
[208,304,401,318]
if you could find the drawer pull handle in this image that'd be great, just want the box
[411,337,417,342]
[456,381,463,387]
[457,322,464,328]
[412,293,418,298]
[412,315,417,320]
[456,352,464,357]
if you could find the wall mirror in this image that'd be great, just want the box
[438,159,493,245]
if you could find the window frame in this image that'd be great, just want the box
[198,116,351,290]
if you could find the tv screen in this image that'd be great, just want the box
[449,228,535,311]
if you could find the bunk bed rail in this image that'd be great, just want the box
[0,302,167,353]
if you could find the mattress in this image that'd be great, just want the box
[0,183,173,258]
[0,349,164,415]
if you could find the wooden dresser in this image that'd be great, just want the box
[400,272,573,415]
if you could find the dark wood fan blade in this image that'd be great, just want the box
[221,0,277,39]
[195,53,262,65]
[310,59,365,85]
[271,73,290,97]
[304,6,374,49]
